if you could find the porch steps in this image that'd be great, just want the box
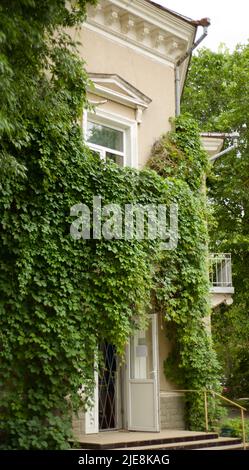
[197,442,249,450]
[115,437,243,450]
[75,431,243,450]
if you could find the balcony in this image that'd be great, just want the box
[209,253,234,307]
[210,253,234,293]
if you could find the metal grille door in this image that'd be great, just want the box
[99,342,118,430]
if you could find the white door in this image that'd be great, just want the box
[127,314,160,432]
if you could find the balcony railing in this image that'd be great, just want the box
[209,253,234,293]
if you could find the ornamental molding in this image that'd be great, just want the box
[89,73,151,107]
[86,0,196,66]
[88,73,152,123]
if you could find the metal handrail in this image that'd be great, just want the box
[170,389,247,450]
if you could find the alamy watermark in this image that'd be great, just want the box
[70,196,178,250]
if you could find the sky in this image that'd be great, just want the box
[153,0,249,51]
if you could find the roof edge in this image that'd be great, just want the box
[145,0,198,26]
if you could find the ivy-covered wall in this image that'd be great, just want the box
[0,0,222,449]
[148,115,222,430]
[0,116,222,448]
[0,136,169,448]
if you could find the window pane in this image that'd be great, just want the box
[87,121,124,152]
[106,152,124,167]
[90,147,102,159]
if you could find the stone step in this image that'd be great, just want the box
[115,437,242,450]
[197,443,248,450]
[77,432,219,450]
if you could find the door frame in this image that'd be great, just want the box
[126,314,160,432]
[85,368,99,434]
[85,314,160,434]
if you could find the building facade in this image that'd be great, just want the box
[72,0,234,439]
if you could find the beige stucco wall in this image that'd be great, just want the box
[74,27,175,168]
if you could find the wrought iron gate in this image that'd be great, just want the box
[99,342,118,430]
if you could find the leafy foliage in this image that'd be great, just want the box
[0,141,172,448]
[0,1,224,449]
[0,0,102,450]
[0,0,96,180]
[148,116,222,429]
[148,116,209,191]
[212,303,249,397]
[182,47,232,131]
[220,417,249,441]
[182,45,249,397]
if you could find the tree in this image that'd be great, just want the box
[0,0,95,179]
[182,44,249,397]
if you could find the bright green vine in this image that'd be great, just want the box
[148,115,223,430]
[0,0,223,449]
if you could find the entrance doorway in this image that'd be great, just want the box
[98,342,121,431]
[85,315,159,434]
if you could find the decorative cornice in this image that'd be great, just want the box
[120,13,136,37]
[104,4,120,29]
[86,0,196,69]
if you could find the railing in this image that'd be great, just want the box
[209,253,233,289]
[172,389,247,450]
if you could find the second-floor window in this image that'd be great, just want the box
[87,119,125,167]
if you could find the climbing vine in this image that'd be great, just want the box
[148,115,223,430]
[0,0,223,450]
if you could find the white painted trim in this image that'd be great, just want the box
[123,344,129,431]
[95,77,144,100]
[210,287,234,294]
[88,113,127,137]
[88,142,125,158]
[89,83,149,109]
[89,75,151,109]
[151,313,160,432]
[82,109,88,141]
[85,369,99,434]
[85,108,138,169]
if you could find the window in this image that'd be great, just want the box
[84,110,138,169]
[87,120,125,167]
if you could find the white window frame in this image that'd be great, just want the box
[83,109,138,169]
[87,119,126,166]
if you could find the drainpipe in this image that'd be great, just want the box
[209,133,239,162]
[175,18,211,116]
